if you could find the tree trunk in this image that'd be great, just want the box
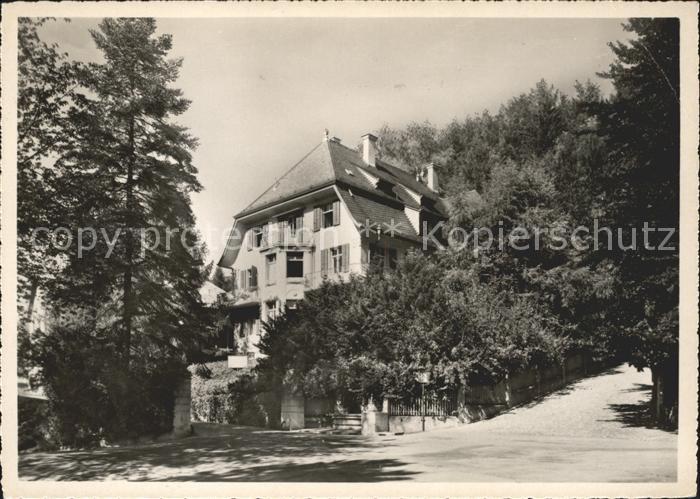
[652,366,664,421]
[26,280,38,328]
[122,116,135,366]
[651,362,678,426]
[650,367,658,417]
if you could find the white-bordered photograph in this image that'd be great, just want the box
[1,2,697,497]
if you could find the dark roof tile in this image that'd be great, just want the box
[236,137,450,220]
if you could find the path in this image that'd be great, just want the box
[18,364,676,482]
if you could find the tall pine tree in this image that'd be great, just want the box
[29,19,213,442]
[74,18,208,366]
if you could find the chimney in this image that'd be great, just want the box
[425,163,439,191]
[361,133,378,167]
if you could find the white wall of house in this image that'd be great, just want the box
[227,191,363,356]
[225,189,424,359]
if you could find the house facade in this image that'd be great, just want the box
[218,132,452,364]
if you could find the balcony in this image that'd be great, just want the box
[261,227,313,249]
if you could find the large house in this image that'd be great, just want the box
[217,132,451,364]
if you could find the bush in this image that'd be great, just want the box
[257,251,570,406]
[31,324,188,448]
[19,397,53,451]
[190,361,273,427]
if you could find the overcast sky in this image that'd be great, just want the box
[38,17,630,263]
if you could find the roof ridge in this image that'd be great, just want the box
[238,141,327,216]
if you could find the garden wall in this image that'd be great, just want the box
[459,352,592,422]
[375,352,606,435]
[388,414,460,434]
[189,361,273,427]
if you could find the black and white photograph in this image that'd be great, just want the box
[1,2,697,497]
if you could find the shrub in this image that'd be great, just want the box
[257,251,570,406]
[190,361,273,427]
[19,397,52,451]
[31,324,188,448]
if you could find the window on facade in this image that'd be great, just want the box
[330,246,343,273]
[314,201,340,230]
[321,244,349,275]
[250,227,263,249]
[369,244,398,270]
[286,251,304,278]
[266,300,277,320]
[368,244,384,268]
[247,266,258,289]
[322,203,334,228]
[286,212,303,236]
[388,248,398,269]
[265,254,276,285]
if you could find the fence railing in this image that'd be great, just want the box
[388,391,458,417]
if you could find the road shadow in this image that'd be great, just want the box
[605,385,677,433]
[19,426,418,481]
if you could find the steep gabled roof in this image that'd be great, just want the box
[236,142,337,218]
[235,138,449,219]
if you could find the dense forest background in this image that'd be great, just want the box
[259,18,680,425]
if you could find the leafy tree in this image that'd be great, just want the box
[376,121,441,175]
[17,18,85,320]
[212,266,234,292]
[257,252,568,409]
[593,18,680,421]
[374,19,680,426]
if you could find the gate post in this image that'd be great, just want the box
[172,375,192,437]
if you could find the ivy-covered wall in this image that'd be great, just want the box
[190,361,278,427]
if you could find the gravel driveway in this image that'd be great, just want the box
[18,364,676,482]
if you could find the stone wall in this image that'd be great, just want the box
[388,414,459,434]
[365,352,604,435]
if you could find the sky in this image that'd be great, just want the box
[38,17,631,263]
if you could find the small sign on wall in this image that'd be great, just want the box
[228,355,248,369]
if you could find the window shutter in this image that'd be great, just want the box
[313,208,321,231]
[332,201,340,226]
[341,243,350,272]
[251,266,258,288]
[361,245,368,265]
[246,230,252,251]
[296,214,304,231]
[320,248,328,275]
